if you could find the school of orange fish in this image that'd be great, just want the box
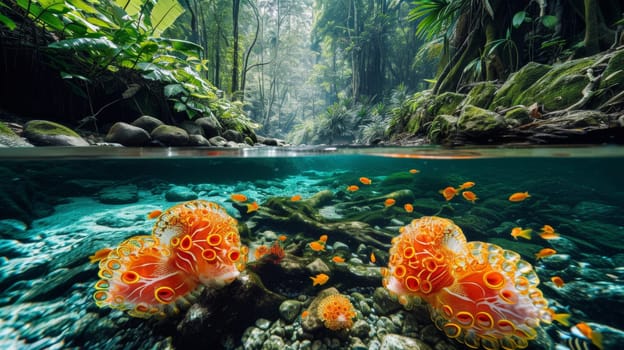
[91,169,603,350]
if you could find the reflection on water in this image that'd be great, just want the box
[0,146,622,349]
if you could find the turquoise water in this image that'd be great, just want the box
[0,146,622,350]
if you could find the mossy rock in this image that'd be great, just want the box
[463,81,497,108]
[504,106,531,127]
[0,122,32,147]
[428,92,465,116]
[387,90,431,137]
[490,62,551,109]
[599,49,624,90]
[427,114,458,144]
[457,105,507,136]
[405,108,428,134]
[22,120,89,146]
[516,56,596,110]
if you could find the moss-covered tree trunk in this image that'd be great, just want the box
[583,0,599,55]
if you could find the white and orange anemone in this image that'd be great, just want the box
[93,200,245,318]
[383,216,551,350]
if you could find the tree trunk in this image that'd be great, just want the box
[583,0,599,55]
[231,0,241,96]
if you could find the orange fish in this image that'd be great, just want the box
[147,210,162,219]
[542,224,555,233]
[539,231,560,240]
[290,194,302,201]
[359,177,372,185]
[509,192,530,202]
[409,169,420,174]
[535,248,557,260]
[384,198,396,207]
[310,273,329,286]
[319,234,328,243]
[301,310,309,318]
[547,308,571,326]
[458,181,475,190]
[309,241,325,251]
[332,256,345,263]
[551,276,565,288]
[461,191,478,203]
[573,322,603,350]
[231,193,248,202]
[511,227,532,240]
[346,185,359,192]
[246,201,259,213]
[89,247,113,264]
[278,235,287,241]
[404,203,414,213]
[370,252,376,263]
[439,186,458,201]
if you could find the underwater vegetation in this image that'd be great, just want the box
[1,154,623,350]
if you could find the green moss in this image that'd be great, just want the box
[388,90,431,137]
[427,114,458,144]
[24,120,81,137]
[428,92,465,116]
[490,62,551,108]
[463,82,497,108]
[457,105,506,135]
[516,56,596,110]
[598,49,624,96]
[504,106,531,127]
[0,122,17,136]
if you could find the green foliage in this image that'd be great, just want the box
[10,0,251,129]
[408,0,463,40]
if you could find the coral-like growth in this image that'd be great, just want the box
[317,294,356,331]
[93,200,245,318]
[382,216,551,350]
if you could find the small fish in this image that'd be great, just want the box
[535,248,557,260]
[461,191,478,203]
[458,181,475,190]
[319,234,328,243]
[310,273,329,286]
[246,201,259,213]
[384,198,396,207]
[301,310,309,318]
[370,252,376,263]
[231,193,248,202]
[511,227,532,240]
[508,192,531,202]
[439,186,458,201]
[540,231,560,240]
[547,308,571,326]
[332,256,345,263]
[89,247,113,264]
[409,169,420,174]
[290,194,302,201]
[147,209,162,219]
[404,203,414,213]
[309,241,325,251]
[278,235,287,241]
[346,185,359,192]
[542,224,555,233]
[359,177,372,185]
[551,276,565,288]
[572,322,603,350]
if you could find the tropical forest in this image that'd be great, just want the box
[1,0,624,147]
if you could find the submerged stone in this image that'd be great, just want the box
[98,185,139,204]
[379,334,432,350]
[165,186,198,202]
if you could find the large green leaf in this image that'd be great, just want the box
[115,0,144,16]
[48,37,119,52]
[154,38,203,56]
[0,13,16,30]
[150,0,184,37]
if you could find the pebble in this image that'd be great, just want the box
[165,186,198,202]
[256,318,271,330]
[379,334,433,350]
[279,300,302,323]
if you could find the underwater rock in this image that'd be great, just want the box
[0,121,32,147]
[279,300,302,323]
[551,280,624,325]
[97,185,139,204]
[105,122,151,147]
[131,115,163,133]
[0,167,53,224]
[573,200,621,220]
[379,334,432,350]
[351,320,371,339]
[0,219,30,241]
[175,271,285,347]
[165,186,198,202]
[301,287,339,333]
[23,120,89,146]
[150,125,190,146]
[16,264,93,303]
[195,115,222,138]
[372,287,402,316]
[95,210,144,228]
